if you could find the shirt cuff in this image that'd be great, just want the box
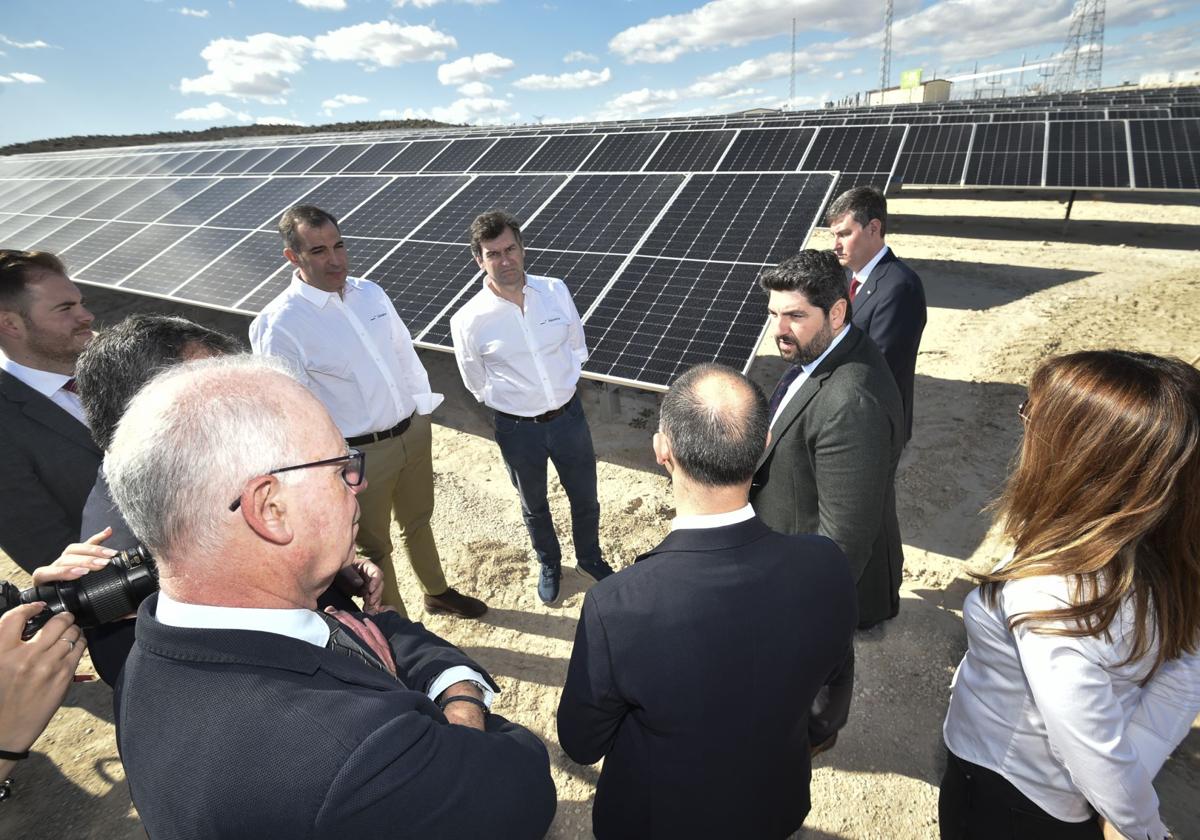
[427,666,495,708]
[412,392,445,414]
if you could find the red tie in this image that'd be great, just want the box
[62,378,78,394]
[849,275,862,302]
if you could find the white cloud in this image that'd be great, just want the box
[6,71,45,84]
[513,67,611,90]
[312,20,456,66]
[295,0,346,8]
[0,34,52,49]
[321,92,368,115]
[174,101,252,121]
[436,52,514,86]
[457,80,493,97]
[563,50,597,63]
[392,0,497,7]
[383,96,512,124]
[716,86,763,100]
[180,32,309,103]
[177,6,210,16]
[256,115,306,125]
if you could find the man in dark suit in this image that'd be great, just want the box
[751,249,905,629]
[105,354,556,839]
[0,249,100,574]
[557,363,858,840]
[828,186,926,444]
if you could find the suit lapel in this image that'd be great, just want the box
[0,370,100,454]
[853,250,897,317]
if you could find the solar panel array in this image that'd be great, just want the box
[1,84,1198,390]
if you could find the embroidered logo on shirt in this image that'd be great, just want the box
[368,312,387,322]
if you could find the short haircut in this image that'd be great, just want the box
[826,186,888,237]
[659,363,769,487]
[278,204,340,253]
[76,314,243,450]
[0,249,68,314]
[105,354,309,560]
[758,249,851,318]
[469,209,523,259]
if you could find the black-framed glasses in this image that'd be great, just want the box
[229,449,366,511]
[1017,399,1031,423]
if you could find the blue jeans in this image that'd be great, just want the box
[493,394,602,571]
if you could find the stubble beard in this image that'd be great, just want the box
[779,319,833,366]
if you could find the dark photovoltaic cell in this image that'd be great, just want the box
[1046,121,1130,188]
[61,222,147,272]
[367,240,481,336]
[582,258,768,388]
[966,123,1046,186]
[309,144,372,174]
[125,153,186,177]
[343,142,410,173]
[172,231,290,307]
[520,134,603,172]
[1130,119,1200,189]
[82,179,177,220]
[169,151,223,175]
[236,265,294,312]
[121,227,249,294]
[77,224,193,285]
[3,216,73,249]
[584,132,665,172]
[523,249,628,320]
[645,130,735,172]
[19,181,90,216]
[105,157,155,178]
[425,138,496,172]
[337,176,467,239]
[382,140,451,173]
[119,178,218,222]
[282,176,392,227]
[469,137,546,172]
[26,218,106,254]
[48,180,138,218]
[895,124,972,185]
[274,145,337,174]
[638,172,835,264]
[246,147,306,175]
[0,181,50,212]
[0,215,42,244]
[216,148,273,175]
[412,175,564,242]
[205,176,324,229]
[800,125,906,178]
[156,178,267,225]
[525,174,683,253]
[717,128,815,172]
[193,149,247,176]
[339,236,405,277]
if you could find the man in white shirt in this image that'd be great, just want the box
[251,205,485,619]
[0,249,101,573]
[451,210,613,604]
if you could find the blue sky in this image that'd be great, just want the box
[0,0,1196,146]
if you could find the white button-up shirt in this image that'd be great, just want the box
[943,561,1200,839]
[0,354,88,426]
[250,273,443,438]
[853,244,890,285]
[450,274,588,416]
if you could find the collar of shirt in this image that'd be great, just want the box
[671,503,756,532]
[156,590,331,648]
[769,324,853,428]
[855,244,891,284]
[292,269,362,308]
[0,354,74,399]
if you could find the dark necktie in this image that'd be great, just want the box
[849,274,862,302]
[62,378,78,394]
[768,365,803,419]
[318,611,398,680]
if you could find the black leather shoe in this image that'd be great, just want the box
[575,558,615,582]
[538,564,561,604]
[423,588,487,619]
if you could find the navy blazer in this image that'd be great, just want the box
[116,595,557,840]
[557,517,858,839]
[850,249,926,442]
[0,369,102,573]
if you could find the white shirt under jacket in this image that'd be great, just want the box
[450,274,587,417]
[943,562,1200,839]
[249,273,442,438]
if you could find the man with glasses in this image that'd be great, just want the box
[251,204,485,619]
[106,354,556,838]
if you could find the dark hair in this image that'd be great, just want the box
[979,350,1200,680]
[76,314,242,450]
[0,249,69,314]
[659,363,769,487]
[278,205,340,253]
[469,209,524,259]
[826,186,888,236]
[758,249,851,318]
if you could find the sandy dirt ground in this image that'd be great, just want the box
[2,190,1198,839]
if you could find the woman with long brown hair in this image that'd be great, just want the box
[940,350,1200,840]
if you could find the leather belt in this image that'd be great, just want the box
[495,398,572,424]
[346,415,412,447]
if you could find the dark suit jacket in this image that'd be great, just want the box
[557,517,858,840]
[750,325,905,628]
[850,249,926,442]
[116,594,556,840]
[0,369,102,573]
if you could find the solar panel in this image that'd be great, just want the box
[412,175,564,242]
[76,224,193,284]
[171,230,290,307]
[236,265,295,313]
[119,178,218,222]
[343,142,409,174]
[19,181,90,216]
[425,138,496,172]
[0,215,44,244]
[645,130,735,172]
[156,178,267,225]
[367,240,481,335]
[965,122,1046,186]
[83,179,178,220]
[48,180,138,218]
[272,176,391,227]
[1130,118,1200,189]
[382,140,451,173]
[469,137,546,172]
[1046,121,1130,188]
[309,144,372,174]
[219,148,277,175]
[26,218,106,254]
[120,227,249,294]
[205,176,325,229]
[522,249,628,320]
[246,147,306,175]
[274,145,337,174]
[333,176,467,239]
[800,125,906,195]
[584,132,666,171]
[895,124,972,185]
[521,135,603,172]
[4,216,73,249]
[717,128,815,172]
[62,221,147,271]
[193,149,246,176]
[525,174,683,252]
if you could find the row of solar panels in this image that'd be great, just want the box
[3,120,1196,191]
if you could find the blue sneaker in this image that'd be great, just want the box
[538,564,561,604]
[576,558,615,582]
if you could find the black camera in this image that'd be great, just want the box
[0,545,158,639]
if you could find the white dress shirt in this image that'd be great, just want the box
[768,323,851,429]
[157,591,493,706]
[943,561,1200,839]
[0,354,88,426]
[853,244,890,286]
[450,274,588,416]
[671,503,756,532]
[249,273,443,438]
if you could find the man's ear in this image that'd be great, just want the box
[237,475,294,546]
[829,297,848,331]
[652,431,674,475]
[283,247,301,269]
[0,308,24,341]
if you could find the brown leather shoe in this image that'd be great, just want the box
[423,588,488,619]
[810,732,838,758]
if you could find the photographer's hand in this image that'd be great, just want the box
[0,605,86,779]
[31,527,117,586]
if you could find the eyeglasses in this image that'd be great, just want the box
[228,449,366,511]
[1017,399,1031,423]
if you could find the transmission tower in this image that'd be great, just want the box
[879,0,894,90]
[1050,0,1105,92]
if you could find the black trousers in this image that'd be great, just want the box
[939,751,1103,840]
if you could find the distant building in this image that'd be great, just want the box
[867,79,952,106]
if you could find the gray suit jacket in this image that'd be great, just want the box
[0,369,102,573]
[750,325,905,628]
